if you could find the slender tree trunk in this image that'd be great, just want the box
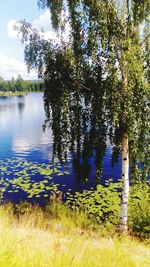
[120,133,129,232]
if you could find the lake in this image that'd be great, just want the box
[0,92,122,203]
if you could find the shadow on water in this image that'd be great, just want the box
[0,92,122,204]
[17,98,25,115]
[43,82,121,191]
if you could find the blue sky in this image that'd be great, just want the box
[0,0,53,80]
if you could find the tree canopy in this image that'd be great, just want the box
[18,0,149,179]
[17,0,150,232]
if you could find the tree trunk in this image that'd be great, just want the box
[120,133,129,233]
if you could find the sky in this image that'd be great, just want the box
[0,0,54,80]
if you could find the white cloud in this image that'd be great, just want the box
[7,19,20,39]
[7,14,58,46]
[0,53,37,80]
[41,31,58,41]
[12,128,53,160]
[5,20,38,80]
[5,10,71,80]
[7,9,70,42]
[33,10,60,41]
[7,11,57,41]
[33,10,52,32]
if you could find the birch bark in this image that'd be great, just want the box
[120,133,129,232]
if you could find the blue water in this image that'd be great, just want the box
[0,93,122,202]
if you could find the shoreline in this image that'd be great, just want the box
[0,91,28,97]
[0,91,43,97]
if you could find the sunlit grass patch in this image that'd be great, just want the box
[0,204,149,267]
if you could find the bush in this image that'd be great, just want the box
[128,182,150,238]
[66,180,150,238]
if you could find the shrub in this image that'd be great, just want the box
[66,180,150,238]
[128,182,150,238]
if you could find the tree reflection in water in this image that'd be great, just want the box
[43,81,108,186]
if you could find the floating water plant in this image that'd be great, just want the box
[0,158,69,202]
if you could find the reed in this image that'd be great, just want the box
[0,204,149,267]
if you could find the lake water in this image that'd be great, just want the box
[0,93,122,203]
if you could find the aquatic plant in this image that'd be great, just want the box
[0,158,68,202]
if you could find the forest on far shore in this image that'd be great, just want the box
[0,74,44,92]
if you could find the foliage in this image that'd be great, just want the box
[66,181,150,238]
[0,74,44,92]
[66,180,121,225]
[13,0,150,234]
[0,157,149,237]
[128,182,150,238]
[15,0,150,180]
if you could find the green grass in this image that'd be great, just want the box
[0,204,149,267]
[0,91,27,97]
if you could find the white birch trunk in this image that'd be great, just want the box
[120,133,129,232]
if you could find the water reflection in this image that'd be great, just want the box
[0,93,52,160]
[0,92,122,197]
[43,83,120,187]
[17,97,25,115]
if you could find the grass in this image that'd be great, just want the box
[0,204,149,267]
[0,91,27,97]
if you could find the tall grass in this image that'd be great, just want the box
[0,204,149,267]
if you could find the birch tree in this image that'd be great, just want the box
[18,0,150,232]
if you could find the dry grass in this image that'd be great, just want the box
[0,204,149,267]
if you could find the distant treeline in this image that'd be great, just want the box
[0,75,44,92]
